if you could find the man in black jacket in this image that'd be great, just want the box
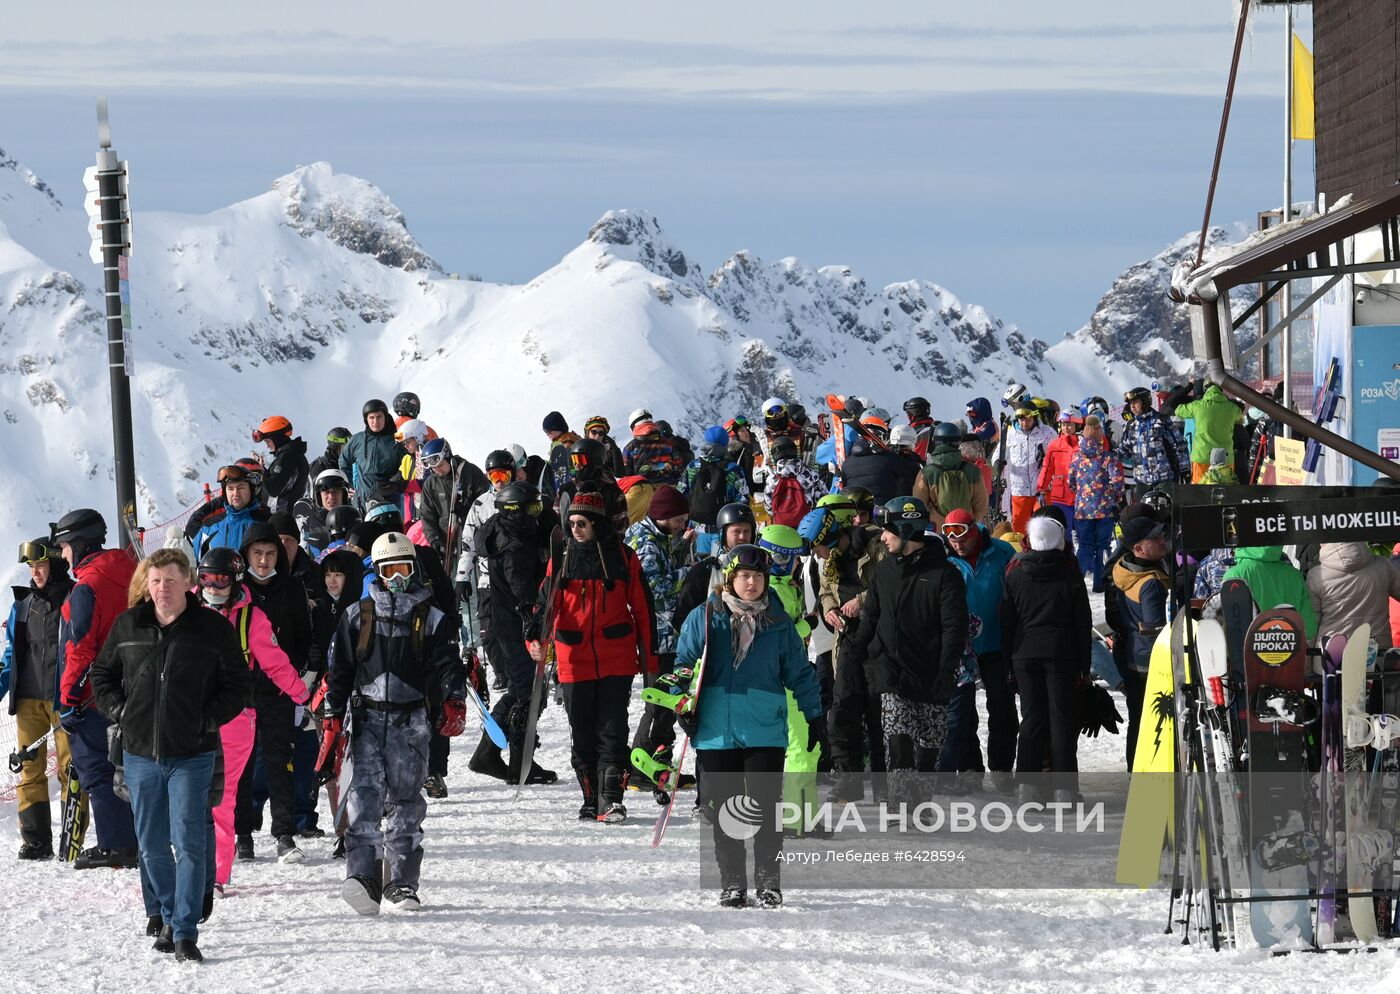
[417,437,489,566]
[842,496,967,806]
[235,524,316,862]
[2,539,80,859]
[476,483,558,786]
[839,438,917,507]
[90,548,252,962]
[323,532,467,915]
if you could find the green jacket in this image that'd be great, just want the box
[1174,385,1242,465]
[1221,545,1318,640]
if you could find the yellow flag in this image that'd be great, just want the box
[1292,33,1315,141]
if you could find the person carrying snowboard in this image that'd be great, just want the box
[323,532,468,914]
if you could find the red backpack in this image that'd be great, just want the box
[769,475,809,527]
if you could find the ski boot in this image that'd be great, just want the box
[277,835,304,864]
[423,774,448,799]
[598,803,628,824]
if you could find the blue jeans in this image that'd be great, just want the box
[1074,517,1116,591]
[124,750,216,942]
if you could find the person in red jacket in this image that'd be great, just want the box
[530,491,655,824]
[52,508,140,868]
[1035,412,1082,551]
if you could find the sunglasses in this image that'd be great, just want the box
[587,427,608,437]
[421,452,447,469]
[941,522,972,539]
[568,518,593,530]
[487,468,513,485]
[18,542,50,564]
[198,571,234,590]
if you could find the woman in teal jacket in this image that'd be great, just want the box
[673,544,825,910]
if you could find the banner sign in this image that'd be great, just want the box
[1178,494,1400,549]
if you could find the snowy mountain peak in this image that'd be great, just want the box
[587,209,697,283]
[270,162,440,273]
[0,147,62,210]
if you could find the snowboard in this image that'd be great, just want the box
[1317,632,1346,946]
[1376,649,1400,937]
[651,600,712,848]
[1341,623,1379,942]
[334,709,354,835]
[1240,606,1313,947]
[465,682,508,750]
[1218,578,1254,746]
[515,545,567,801]
[1116,622,1177,888]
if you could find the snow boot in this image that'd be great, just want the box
[719,887,747,908]
[598,802,628,824]
[236,834,254,862]
[332,836,346,859]
[756,888,783,909]
[17,841,53,861]
[467,733,511,781]
[423,775,448,799]
[173,940,203,963]
[575,766,597,821]
[342,875,382,916]
[276,835,304,864]
[383,885,423,912]
[73,846,138,870]
[145,915,164,938]
[152,924,175,954]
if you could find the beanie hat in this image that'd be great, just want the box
[1209,447,1229,467]
[542,411,568,434]
[1084,414,1102,429]
[1027,516,1064,552]
[269,511,300,540]
[702,425,728,447]
[944,508,976,529]
[648,484,689,522]
[584,415,610,434]
[568,491,609,523]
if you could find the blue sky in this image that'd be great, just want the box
[0,1,1314,342]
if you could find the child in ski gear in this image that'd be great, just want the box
[90,548,252,962]
[1036,412,1081,539]
[324,532,467,915]
[680,426,750,554]
[53,508,140,869]
[675,544,825,907]
[1198,446,1239,485]
[2,538,81,859]
[534,492,655,823]
[1067,417,1124,592]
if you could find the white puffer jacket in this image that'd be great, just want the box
[993,423,1056,503]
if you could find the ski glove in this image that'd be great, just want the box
[437,697,468,737]
[676,706,699,740]
[806,715,829,755]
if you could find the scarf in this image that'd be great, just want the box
[722,591,770,667]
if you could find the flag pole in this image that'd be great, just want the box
[1280,3,1294,432]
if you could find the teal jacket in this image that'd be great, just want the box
[674,592,822,751]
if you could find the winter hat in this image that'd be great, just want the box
[1084,414,1102,429]
[568,491,609,523]
[1209,447,1229,467]
[703,425,728,447]
[269,511,300,540]
[542,411,568,434]
[584,415,610,434]
[648,484,689,522]
[1027,516,1065,552]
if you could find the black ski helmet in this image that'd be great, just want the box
[932,421,962,442]
[197,546,245,580]
[903,396,931,420]
[362,399,390,426]
[788,402,808,426]
[326,506,362,540]
[495,482,543,515]
[326,426,352,447]
[485,449,516,473]
[50,508,107,551]
[1124,387,1153,410]
[715,502,757,547]
[769,437,798,462]
[839,486,876,515]
[568,437,609,477]
[392,392,421,419]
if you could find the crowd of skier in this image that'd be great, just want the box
[4,379,1398,959]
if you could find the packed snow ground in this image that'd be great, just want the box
[4,693,1399,993]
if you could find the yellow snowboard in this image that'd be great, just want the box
[1115,618,1179,887]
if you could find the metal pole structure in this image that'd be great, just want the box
[1280,5,1294,436]
[90,98,139,543]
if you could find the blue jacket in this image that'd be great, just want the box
[192,501,266,560]
[814,424,859,471]
[950,528,1015,655]
[674,593,823,751]
[1120,410,1188,488]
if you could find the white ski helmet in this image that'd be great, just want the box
[396,419,429,445]
[889,424,919,449]
[314,468,349,493]
[371,532,417,572]
[628,408,653,429]
[508,443,528,467]
[761,397,787,419]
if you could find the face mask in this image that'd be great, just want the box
[384,573,411,594]
[248,566,277,581]
[201,588,230,606]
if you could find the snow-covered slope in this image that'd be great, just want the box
[0,145,1116,574]
[1046,224,1258,396]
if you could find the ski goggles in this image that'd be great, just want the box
[500,498,544,517]
[421,451,447,469]
[721,545,771,576]
[18,542,51,564]
[377,560,415,579]
[763,402,787,418]
[327,430,352,445]
[757,544,797,574]
[940,521,973,540]
[198,571,235,590]
[569,452,593,470]
[487,467,513,485]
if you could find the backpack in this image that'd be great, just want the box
[770,474,810,528]
[354,596,431,666]
[923,461,975,517]
[687,461,728,526]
